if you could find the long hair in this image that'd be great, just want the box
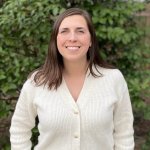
[31,8,112,89]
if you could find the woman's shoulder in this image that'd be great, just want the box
[94,65,127,85]
[22,78,36,93]
[94,65,124,78]
[21,71,40,91]
[94,65,128,91]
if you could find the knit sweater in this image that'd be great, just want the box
[10,66,134,150]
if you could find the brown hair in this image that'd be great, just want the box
[31,8,112,89]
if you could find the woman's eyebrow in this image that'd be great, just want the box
[76,27,86,30]
[59,28,68,31]
[59,27,86,32]
[60,27,85,29]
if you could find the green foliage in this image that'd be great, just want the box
[142,131,150,150]
[0,0,149,149]
[0,100,11,117]
[91,2,144,44]
[0,0,65,96]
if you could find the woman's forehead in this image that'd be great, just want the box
[59,15,88,29]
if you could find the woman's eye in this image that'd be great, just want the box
[60,31,66,33]
[78,30,84,33]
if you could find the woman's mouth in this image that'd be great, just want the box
[65,46,81,51]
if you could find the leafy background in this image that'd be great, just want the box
[0,0,150,149]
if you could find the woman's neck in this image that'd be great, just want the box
[63,59,89,77]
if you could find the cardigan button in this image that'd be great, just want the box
[74,133,79,138]
[74,110,79,114]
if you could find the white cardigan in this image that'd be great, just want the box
[10,66,134,150]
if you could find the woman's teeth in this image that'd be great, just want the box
[66,46,80,51]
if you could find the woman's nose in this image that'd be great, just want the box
[68,32,77,41]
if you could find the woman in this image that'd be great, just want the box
[10,8,134,150]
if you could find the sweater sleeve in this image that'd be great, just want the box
[9,79,37,150]
[113,71,134,150]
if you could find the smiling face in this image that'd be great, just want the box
[57,15,91,63]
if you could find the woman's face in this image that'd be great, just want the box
[57,15,91,63]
